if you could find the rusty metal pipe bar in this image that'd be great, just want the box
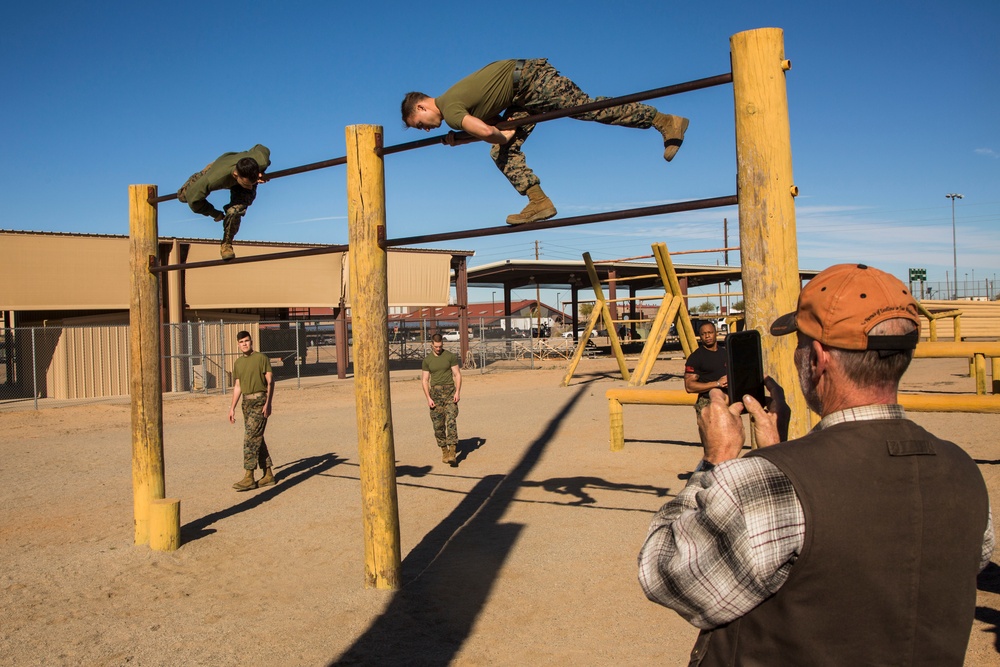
[148,156,350,204]
[384,195,738,248]
[148,73,732,205]
[148,242,350,274]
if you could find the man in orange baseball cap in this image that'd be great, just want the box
[640,263,993,665]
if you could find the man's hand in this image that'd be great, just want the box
[228,408,236,424]
[262,403,272,418]
[741,376,790,446]
[697,388,746,464]
[498,128,516,144]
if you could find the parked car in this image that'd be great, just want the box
[441,330,473,342]
[561,329,596,338]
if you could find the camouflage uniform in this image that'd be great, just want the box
[428,384,459,449]
[241,391,273,471]
[492,59,658,194]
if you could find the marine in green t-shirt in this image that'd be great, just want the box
[421,334,462,466]
[401,59,688,225]
[227,331,276,492]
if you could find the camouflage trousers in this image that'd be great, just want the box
[428,384,459,448]
[241,392,273,471]
[491,58,659,194]
[176,163,257,242]
[694,393,712,416]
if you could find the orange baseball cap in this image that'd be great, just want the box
[770,263,920,351]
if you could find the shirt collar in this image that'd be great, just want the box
[814,404,906,431]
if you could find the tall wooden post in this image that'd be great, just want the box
[345,125,402,589]
[731,28,809,438]
[128,185,166,544]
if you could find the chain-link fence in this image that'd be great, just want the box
[1,318,595,409]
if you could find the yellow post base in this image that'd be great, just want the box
[149,498,181,551]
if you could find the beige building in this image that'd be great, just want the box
[0,230,470,400]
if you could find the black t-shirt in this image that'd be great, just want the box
[685,345,728,398]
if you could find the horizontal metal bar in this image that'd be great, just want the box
[147,156,350,205]
[149,242,350,274]
[383,195,738,248]
[148,73,732,204]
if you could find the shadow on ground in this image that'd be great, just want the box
[330,386,588,665]
[181,453,346,544]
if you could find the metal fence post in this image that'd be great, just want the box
[31,327,38,410]
[219,321,226,393]
[200,323,208,394]
[296,321,303,389]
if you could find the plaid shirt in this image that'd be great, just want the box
[638,404,995,629]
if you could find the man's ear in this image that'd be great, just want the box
[811,339,830,375]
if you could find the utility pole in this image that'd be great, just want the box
[535,240,542,335]
[946,193,963,299]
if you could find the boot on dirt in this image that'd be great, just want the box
[233,470,257,492]
[440,446,450,463]
[257,467,275,487]
[444,445,457,466]
[506,185,557,225]
[651,113,690,162]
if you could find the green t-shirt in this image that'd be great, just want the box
[422,349,459,386]
[437,60,518,130]
[234,350,272,395]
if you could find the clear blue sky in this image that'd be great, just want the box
[2,1,997,307]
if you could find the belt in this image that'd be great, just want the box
[512,59,526,91]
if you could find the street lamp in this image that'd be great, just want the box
[946,193,963,299]
[491,291,496,322]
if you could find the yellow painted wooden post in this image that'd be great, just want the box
[128,185,165,545]
[652,244,696,356]
[731,28,809,438]
[345,125,402,589]
[992,358,999,394]
[974,353,987,395]
[609,397,624,451]
[583,252,630,381]
[149,498,181,551]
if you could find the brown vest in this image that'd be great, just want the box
[691,419,988,667]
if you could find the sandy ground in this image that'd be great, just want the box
[1,355,998,666]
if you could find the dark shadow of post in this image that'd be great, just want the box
[331,386,589,665]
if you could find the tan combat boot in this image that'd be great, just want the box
[257,467,275,487]
[506,185,557,225]
[220,213,241,261]
[651,113,690,161]
[233,470,257,492]
[444,445,457,466]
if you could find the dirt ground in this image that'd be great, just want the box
[1,355,998,666]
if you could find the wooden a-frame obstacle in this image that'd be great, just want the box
[561,242,735,387]
[127,28,808,591]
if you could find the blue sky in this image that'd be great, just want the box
[2,1,997,307]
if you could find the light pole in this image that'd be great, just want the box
[491,291,496,324]
[946,193,963,299]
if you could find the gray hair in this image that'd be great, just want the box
[829,318,917,389]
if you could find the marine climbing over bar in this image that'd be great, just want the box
[401,59,689,225]
[176,144,271,260]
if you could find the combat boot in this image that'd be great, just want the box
[651,113,690,162]
[440,446,450,463]
[220,213,241,261]
[257,467,275,487]
[444,445,457,466]
[506,185,557,225]
[233,470,257,492]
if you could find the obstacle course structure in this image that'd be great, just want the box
[128,28,806,590]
